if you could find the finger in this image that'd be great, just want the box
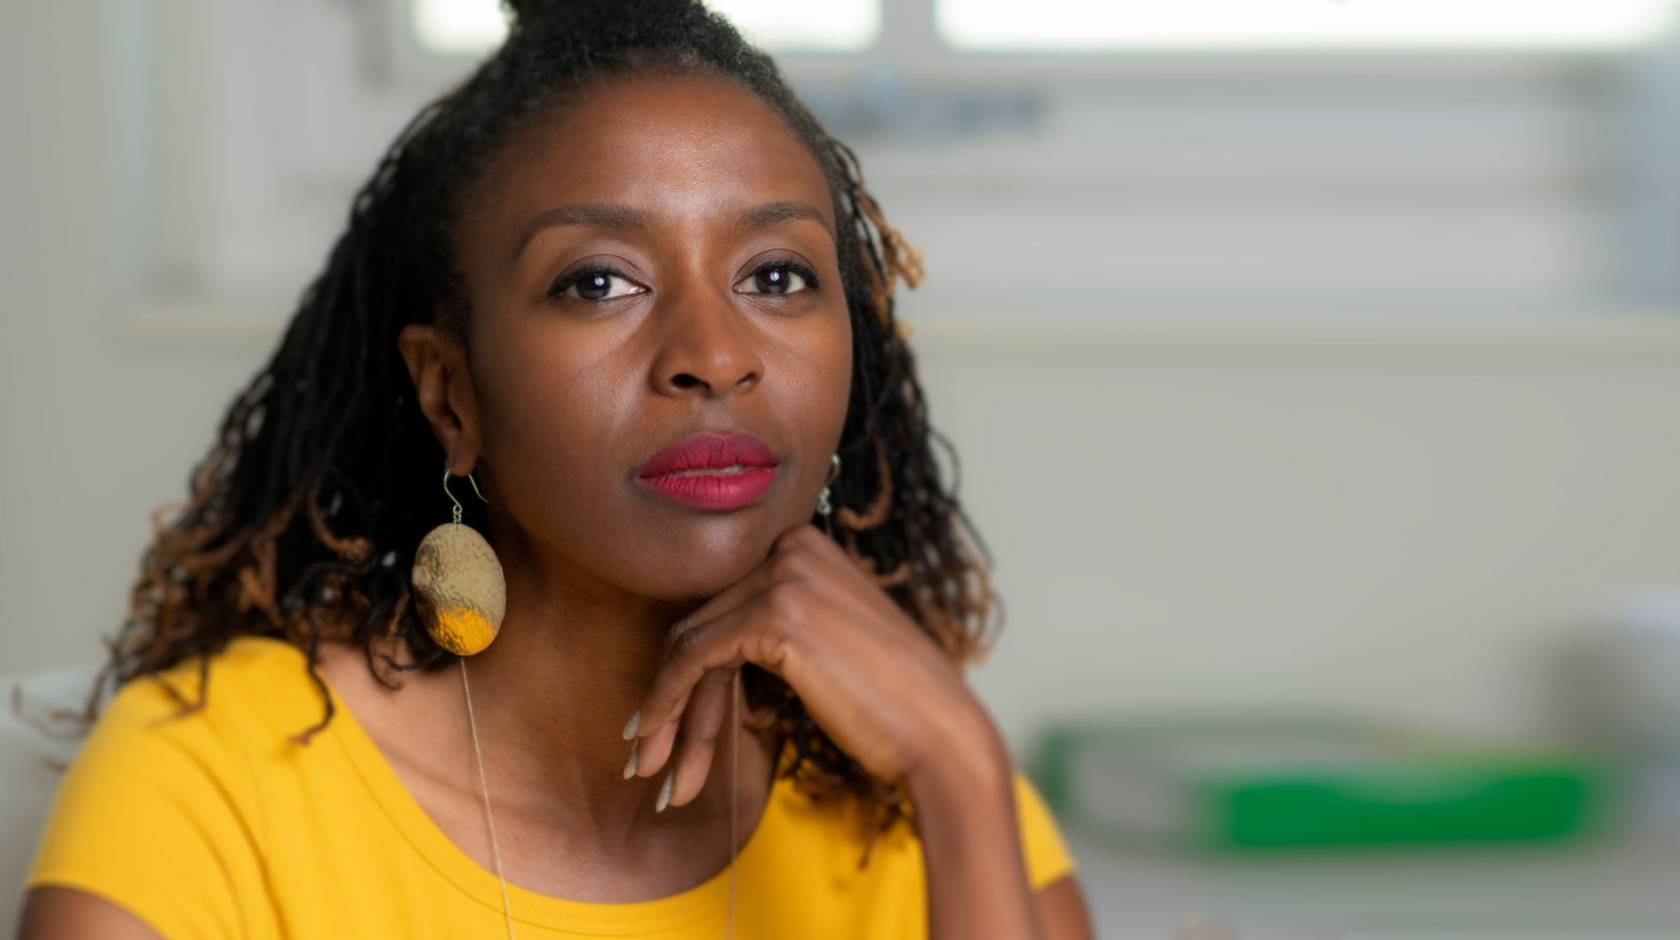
[658,523,820,655]
[631,526,823,747]
[661,666,735,808]
[665,559,774,652]
[772,522,877,597]
[631,684,689,780]
[767,522,831,565]
[637,593,788,742]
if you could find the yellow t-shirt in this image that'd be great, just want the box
[23,635,1076,938]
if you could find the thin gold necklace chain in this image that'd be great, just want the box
[458,659,739,940]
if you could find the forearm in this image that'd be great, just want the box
[906,706,1042,940]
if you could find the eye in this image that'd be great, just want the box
[736,260,818,296]
[549,266,646,302]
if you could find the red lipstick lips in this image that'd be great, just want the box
[635,431,780,511]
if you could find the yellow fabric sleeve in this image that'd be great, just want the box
[1012,770,1077,890]
[22,669,268,940]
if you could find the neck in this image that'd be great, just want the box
[441,525,770,856]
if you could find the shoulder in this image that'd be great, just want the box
[34,633,332,833]
[22,636,320,937]
[103,634,319,719]
[43,633,325,800]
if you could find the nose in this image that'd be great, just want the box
[649,281,764,399]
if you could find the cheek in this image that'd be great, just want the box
[822,328,853,439]
[471,321,637,530]
[767,305,850,399]
[772,310,853,484]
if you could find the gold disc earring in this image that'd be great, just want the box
[411,460,506,656]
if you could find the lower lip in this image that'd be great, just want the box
[636,465,778,511]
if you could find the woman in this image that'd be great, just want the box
[20,1,1093,936]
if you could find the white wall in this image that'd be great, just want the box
[0,2,272,677]
[927,325,1680,749]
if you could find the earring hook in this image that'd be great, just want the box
[442,460,489,525]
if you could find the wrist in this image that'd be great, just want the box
[904,694,1012,805]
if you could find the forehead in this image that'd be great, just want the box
[465,71,836,238]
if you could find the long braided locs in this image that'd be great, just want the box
[61,0,1002,859]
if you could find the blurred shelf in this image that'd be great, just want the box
[1066,830,1680,938]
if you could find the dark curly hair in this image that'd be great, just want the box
[79,0,1000,854]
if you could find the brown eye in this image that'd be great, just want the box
[736,261,816,296]
[550,267,645,302]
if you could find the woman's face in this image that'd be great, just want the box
[439,72,852,603]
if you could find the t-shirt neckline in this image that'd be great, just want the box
[241,635,788,936]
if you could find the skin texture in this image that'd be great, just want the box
[20,72,1093,939]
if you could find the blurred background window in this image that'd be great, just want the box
[112,0,1680,331]
[938,0,1677,52]
[414,0,882,54]
[413,0,1680,57]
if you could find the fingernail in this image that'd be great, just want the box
[655,770,673,813]
[622,709,640,740]
[622,739,638,780]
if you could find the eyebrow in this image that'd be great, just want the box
[738,200,831,235]
[512,199,834,262]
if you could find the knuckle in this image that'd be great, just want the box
[672,622,708,656]
[766,585,805,623]
[651,686,683,715]
[771,544,814,580]
[775,524,817,553]
[748,622,796,666]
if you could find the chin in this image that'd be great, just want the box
[609,522,779,601]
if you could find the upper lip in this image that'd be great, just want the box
[636,431,781,479]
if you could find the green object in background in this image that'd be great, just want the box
[1028,716,1605,851]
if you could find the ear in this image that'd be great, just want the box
[397,323,483,477]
